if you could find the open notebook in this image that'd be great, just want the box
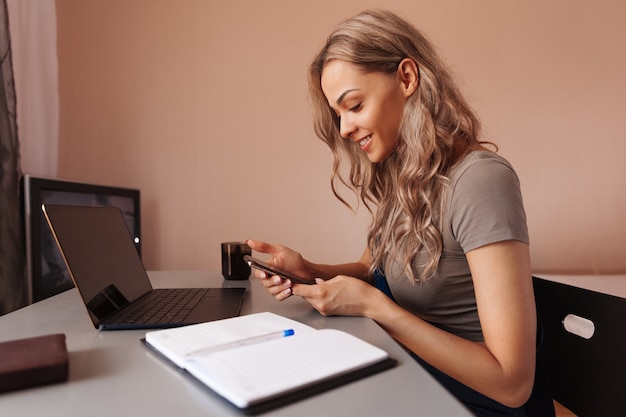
[143,312,396,414]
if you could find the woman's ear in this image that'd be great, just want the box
[397,58,419,97]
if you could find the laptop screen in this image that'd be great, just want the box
[42,204,152,325]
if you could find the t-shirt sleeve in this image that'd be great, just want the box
[449,156,529,253]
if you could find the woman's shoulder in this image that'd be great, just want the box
[449,150,517,185]
[453,149,513,170]
[447,150,523,209]
[446,150,529,251]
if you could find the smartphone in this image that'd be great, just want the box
[243,255,311,285]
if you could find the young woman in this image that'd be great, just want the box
[247,9,554,417]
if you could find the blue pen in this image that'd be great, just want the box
[186,329,295,357]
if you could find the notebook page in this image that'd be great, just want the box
[145,312,316,368]
[184,328,389,408]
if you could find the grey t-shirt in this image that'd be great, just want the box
[383,151,529,342]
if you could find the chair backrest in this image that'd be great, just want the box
[533,276,626,417]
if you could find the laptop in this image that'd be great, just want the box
[42,204,246,330]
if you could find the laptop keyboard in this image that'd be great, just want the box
[116,288,209,324]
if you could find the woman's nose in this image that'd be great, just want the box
[340,115,357,139]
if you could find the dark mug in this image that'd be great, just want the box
[221,242,252,280]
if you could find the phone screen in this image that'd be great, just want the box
[243,255,311,285]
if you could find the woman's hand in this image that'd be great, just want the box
[293,275,381,317]
[246,239,315,300]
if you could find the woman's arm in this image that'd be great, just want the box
[295,240,536,407]
[304,247,371,281]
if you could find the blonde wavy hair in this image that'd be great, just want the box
[308,9,489,281]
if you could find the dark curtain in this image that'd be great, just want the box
[0,0,24,315]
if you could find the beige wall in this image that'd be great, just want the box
[55,0,626,275]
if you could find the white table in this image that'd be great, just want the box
[0,271,471,417]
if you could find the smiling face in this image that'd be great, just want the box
[320,59,418,163]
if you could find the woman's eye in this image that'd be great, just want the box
[349,103,362,112]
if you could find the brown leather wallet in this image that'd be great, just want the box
[0,333,69,393]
